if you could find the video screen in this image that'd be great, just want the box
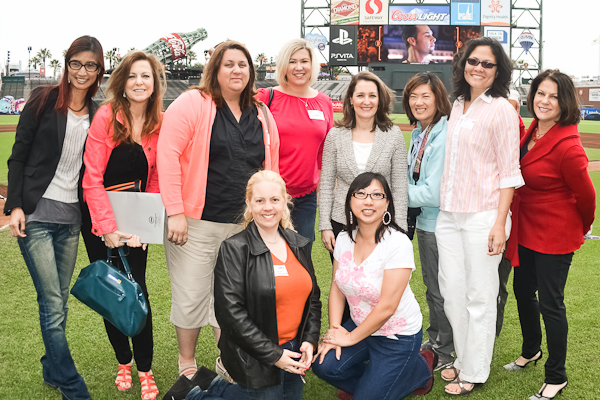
[366,25,481,64]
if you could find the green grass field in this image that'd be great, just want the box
[1,113,600,399]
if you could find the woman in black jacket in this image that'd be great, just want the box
[185,170,321,400]
[4,36,104,400]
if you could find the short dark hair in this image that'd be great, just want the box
[344,172,404,243]
[402,72,452,125]
[452,36,512,101]
[191,40,258,110]
[336,71,395,132]
[527,69,581,127]
[402,25,418,49]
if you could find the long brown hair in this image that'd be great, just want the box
[336,71,395,132]
[104,51,166,144]
[189,40,258,110]
[31,36,104,118]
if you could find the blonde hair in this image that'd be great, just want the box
[276,38,320,87]
[243,170,294,230]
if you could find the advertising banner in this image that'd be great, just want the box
[305,33,328,51]
[591,89,600,102]
[331,0,360,25]
[359,0,390,25]
[481,0,510,26]
[451,0,481,26]
[389,5,450,25]
[161,33,187,60]
[484,26,510,55]
[330,25,358,65]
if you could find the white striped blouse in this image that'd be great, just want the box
[440,92,524,213]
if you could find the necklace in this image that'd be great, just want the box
[297,97,308,108]
[532,127,544,142]
[69,103,86,113]
[262,235,281,244]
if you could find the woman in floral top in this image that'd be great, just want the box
[312,172,436,399]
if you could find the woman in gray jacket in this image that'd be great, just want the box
[319,71,407,254]
[405,72,453,371]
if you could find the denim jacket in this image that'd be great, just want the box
[407,117,448,232]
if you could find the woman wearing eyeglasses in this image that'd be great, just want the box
[312,172,436,399]
[4,36,104,400]
[435,37,524,395]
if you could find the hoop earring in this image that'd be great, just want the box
[383,210,391,226]
[123,92,127,98]
[349,212,353,225]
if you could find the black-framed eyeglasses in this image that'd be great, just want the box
[68,60,99,72]
[352,191,386,200]
[466,57,497,69]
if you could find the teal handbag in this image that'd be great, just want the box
[71,247,148,337]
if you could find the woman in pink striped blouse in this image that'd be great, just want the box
[435,37,524,395]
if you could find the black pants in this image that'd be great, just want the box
[329,220,352,324]
[81,212,154,372]
[496,247,512,337]
[513,245,572,384]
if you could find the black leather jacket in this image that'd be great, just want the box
[214,221,321,389]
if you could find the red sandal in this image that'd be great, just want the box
[115,363,132,391]
[139,370,159,400]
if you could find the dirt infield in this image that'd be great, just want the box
[0,124,17,133]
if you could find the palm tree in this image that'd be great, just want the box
[49,59,61,79]
[36,48,52,67]
[62,49,68,58]
[31,56,41,70]
[187,50,197,67]
[128,47,136,53]
[255,53,266,66]
[105,49,116,69]
[49,59,61,80]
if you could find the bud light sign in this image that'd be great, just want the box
[161,33,187,60]
[330,25,358,66]
[389,5,450,25]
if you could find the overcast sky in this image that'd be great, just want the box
[1,0,598,78]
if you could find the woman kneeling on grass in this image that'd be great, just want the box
[312,172,436,400]
[185,170,321,400]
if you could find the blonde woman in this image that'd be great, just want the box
[257,39,333,247]
[186,170,321,400]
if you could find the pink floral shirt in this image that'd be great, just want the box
[333,229,422,336]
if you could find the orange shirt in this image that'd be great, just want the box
[272,244,312,345]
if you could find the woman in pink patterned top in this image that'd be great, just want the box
[312,172,436,399]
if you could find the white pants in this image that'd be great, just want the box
[435,209,511,383]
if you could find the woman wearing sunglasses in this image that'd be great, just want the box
[435,37,524,395]
[5,36,104,400]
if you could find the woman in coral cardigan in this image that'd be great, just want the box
[82,51,166,400]
[504,70,595,400]
[157,40,279,381]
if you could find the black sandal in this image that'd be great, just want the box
[445,377,482,396]
[441,365,459,382]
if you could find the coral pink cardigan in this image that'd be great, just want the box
[83,104,161,236]
[157,90,279,219]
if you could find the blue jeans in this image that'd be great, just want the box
[186,339,303,400]
[291,190,317,246]
[18,222,90,400]
[312,320,431,400]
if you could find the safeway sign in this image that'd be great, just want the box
[359,0,389,25]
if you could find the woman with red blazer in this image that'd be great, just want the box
[504,70,595,400]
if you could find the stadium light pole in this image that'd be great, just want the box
[28,46,32,80]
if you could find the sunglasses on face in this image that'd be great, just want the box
[466,57,497,69]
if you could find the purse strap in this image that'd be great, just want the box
[106,247,134,279]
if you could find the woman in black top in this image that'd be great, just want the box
[4,36,104,400]
[81,51,165,400]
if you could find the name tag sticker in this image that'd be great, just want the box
[307,110,325,120]
[273,264,289,277]
[460,118,475,130]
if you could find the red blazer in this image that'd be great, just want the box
[506,120,596,266]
